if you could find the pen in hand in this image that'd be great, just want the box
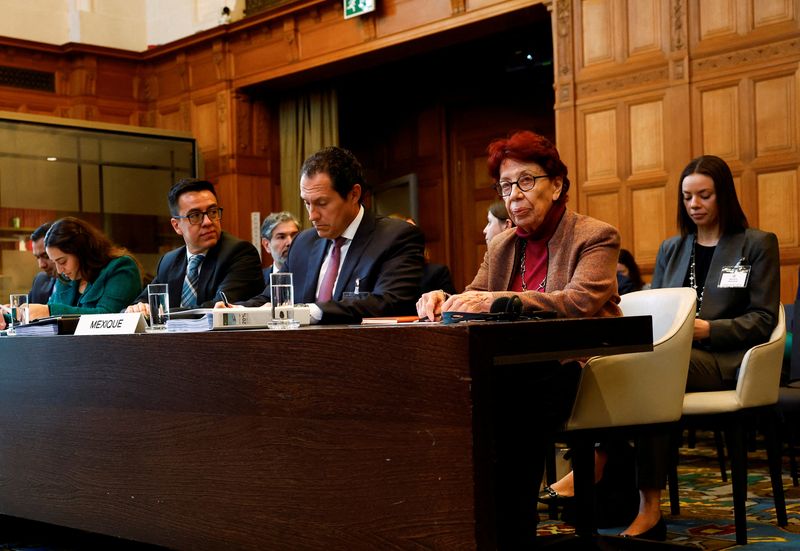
[220,292,231,307]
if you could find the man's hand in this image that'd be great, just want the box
[213,301,242,309]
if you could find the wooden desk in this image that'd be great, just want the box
[0,317,652,550]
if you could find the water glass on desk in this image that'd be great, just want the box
[269,272,299,329]
[147,284,169,331]
[8,293,29,335]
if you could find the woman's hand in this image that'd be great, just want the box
[416,290,448,321]
[442,291,494,314]
[693,318,711,340]
[126,302,150,316]
[27,303,50,321]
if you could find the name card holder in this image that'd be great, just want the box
[74,313,147,335]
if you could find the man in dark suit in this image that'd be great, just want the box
[233,146,425,324]
[126,178,263,314]
[260,211,300,284]
[28,222,57,303]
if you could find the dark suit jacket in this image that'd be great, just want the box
[422,263,456,295]
[262,265,275,285]
[132,232,264,309]
[242,210,425,324]
[652,229,780,380]
[29,272,56,304]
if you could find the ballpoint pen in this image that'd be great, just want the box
[220,292,230,307]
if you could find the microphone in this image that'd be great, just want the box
[490,296,511,313]
[490,295,523,317]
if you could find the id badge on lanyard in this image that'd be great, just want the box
[718,257,750,288]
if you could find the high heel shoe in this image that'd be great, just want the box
[619,514,667,541]
[537,485,576,505]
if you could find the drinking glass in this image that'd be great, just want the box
[9,293,29,335]
[269,272,299,329]
[147,284,170,331]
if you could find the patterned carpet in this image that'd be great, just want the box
[539,433,800,549]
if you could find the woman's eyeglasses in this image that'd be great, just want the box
[494,174,550,197]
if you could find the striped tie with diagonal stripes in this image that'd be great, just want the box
[180,254,204,308]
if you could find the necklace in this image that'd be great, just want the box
[520,242,547,292]
[689,236,704,313]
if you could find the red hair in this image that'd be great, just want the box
[487,130,570,203]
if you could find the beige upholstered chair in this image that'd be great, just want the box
[669,305,788,545]
[560,288,696,537]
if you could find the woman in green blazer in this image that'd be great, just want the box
[26,217,143,320]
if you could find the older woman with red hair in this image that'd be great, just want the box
[417,130,621,548]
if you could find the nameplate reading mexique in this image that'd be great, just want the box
[74,313,147,335]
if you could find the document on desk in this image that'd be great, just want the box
[167,306,311,331]
[360,316,424,325]
[167,308,270,332]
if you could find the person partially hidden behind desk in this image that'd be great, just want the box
[22,217,143,321]
[416,130,621,549]
[29,221,58,303]
[223,146,425,324]
[126,178,263,315]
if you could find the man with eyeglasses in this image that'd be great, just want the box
[0,222,57,331]
[126,178,263,314]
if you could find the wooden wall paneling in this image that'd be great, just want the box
[553,0,577,179]
[216,91,230,162]
[376,0,455,37]
[754,71,797,158]
[753,0,795,27]
[781,263,798,305]
[697,82,741,159]
[690,0,800,57]
[585,189,621,232]
[297,4,365,60]
[583,106,620,182]
[579,0,617,69]
[191,96,220,155]
[231,23,293,81]
[627,0,663,57]
[757,168,799,248]
[631,184,667,265]
[698,0,739,40]
[156,104,187,132]
[629,99,664,174]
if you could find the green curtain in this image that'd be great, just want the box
[278,89,339,228]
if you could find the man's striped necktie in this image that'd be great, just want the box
[181,254,204,308]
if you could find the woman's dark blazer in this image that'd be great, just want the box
[651,228,780,381]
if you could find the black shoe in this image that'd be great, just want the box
[620,514,667,541]
[538,485,576,506]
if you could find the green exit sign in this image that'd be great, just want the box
[344,0,375,19]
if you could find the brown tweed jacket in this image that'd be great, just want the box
[466,209,622,318]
